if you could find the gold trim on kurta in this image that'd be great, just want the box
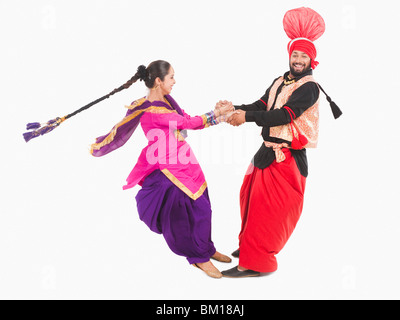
[201,114,208,126]
[161,169,207,201]
[146,107,177,115]
[90,105,177,154]
[125,97,146,109]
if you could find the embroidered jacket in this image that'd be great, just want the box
[234,69,320,177]
[267,75,319,148]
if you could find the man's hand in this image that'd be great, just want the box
[215,100,234,117]
[227,110,246,126]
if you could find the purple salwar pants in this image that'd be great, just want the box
[135,170,216,264]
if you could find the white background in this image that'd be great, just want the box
[1,0,399,300]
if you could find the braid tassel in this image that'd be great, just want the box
[23,67,142,143]
[23,117,66,143]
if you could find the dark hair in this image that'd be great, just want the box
[106,60,171,98]
[46,61,171,125]
[143,60,171,89]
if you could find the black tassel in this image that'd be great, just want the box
[325,95,342,119]
[317,84,343,119]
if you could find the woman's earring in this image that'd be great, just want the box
[152,84,159,90]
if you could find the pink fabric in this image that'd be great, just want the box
[283,7,325,42]
[123,109,207,196]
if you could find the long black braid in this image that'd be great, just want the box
[64,66,146,120]
[58,60,170,121]
[23,63,162,142]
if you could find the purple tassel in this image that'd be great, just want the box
[23,117,65,143]
[38,124,57,136]
[23,131,39,143]
[47,119,58,125]
[26,122,41,130]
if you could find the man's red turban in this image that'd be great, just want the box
[283,7,325,69]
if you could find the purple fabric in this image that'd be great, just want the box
[92,95,181,157]
[23,119,60,142]
[39,124,57,135]
[163,95,188,138]
[23,131,37,142]
[92,99,151,157]
[26,122,41,130]
[135,170,216,264]
[164,95,183,116]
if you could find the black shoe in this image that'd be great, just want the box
[231,249,240,258]
[221,266,260,278]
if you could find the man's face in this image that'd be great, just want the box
[289,50,311,76]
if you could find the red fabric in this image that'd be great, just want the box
[283,7,325,69]
[288,39,319,69]
[283,7,325,42]
[283,106,296,120]
[283,106,309,149]
[238,148,306,272]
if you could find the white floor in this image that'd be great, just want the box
[2,0,400,300]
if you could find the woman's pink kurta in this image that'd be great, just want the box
[90,95,209,200]
[123,105,208,200]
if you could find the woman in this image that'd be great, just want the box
[90,60,233,278]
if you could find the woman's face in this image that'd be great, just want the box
[159,66,176,95]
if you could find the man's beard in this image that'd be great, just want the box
[289,62,311,77]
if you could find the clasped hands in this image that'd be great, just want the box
[214,100,246,127]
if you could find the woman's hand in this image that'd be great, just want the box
[215,100,234,117]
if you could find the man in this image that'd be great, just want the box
[221,7,341,278]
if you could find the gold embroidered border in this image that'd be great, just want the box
[161,169,207,201]
[90,106,177,154]
[201,115,208,126]
[146,107,177,115]
[125,97,146,109]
